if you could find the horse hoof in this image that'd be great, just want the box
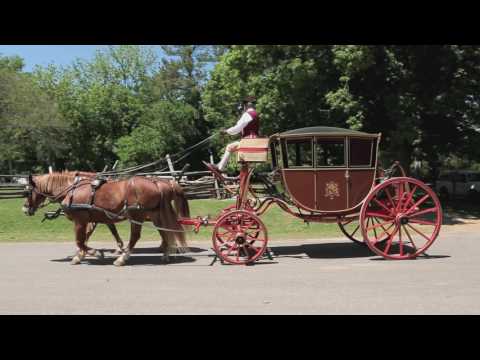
[114,258,125,266]
[114,249,123,256]
[71,256,82,265]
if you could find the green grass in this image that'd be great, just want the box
[0,198,341,243]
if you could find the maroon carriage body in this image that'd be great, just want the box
[269,126,381,216]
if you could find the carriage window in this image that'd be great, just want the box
[350,138,373,167]
[285,138,313,167]
[316,139,345,167]
[270,141,282,168]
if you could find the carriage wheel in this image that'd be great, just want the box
[212,210,268,265]
[337,216,391,245]
[360,177,442,260]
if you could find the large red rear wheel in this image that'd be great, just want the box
[212,210,268,265]
[360,177,442,259]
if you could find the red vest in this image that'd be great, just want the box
[242,110,259,138]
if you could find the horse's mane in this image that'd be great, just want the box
[35,171,96,195]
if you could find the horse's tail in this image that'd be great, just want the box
[171,181,191,250]
[171,181,190,219]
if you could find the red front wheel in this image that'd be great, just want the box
[212,210,268,265]
[360,177,442,259]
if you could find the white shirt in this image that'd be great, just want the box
[226,108,255,136]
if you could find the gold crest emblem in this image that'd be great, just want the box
[325,181,340,200]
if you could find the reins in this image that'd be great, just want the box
[97,132,220,177]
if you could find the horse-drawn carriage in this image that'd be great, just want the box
[21,126,443,266]
[183,126,443,264]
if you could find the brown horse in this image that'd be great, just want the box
[22,171,125,253]
[23,172,190,266]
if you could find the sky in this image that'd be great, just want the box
[0,45,164,72]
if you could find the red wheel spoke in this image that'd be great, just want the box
[383,225,399,254]
[406,223,432,242]
[407,207,438,219]
[245,244,261,254]
[365,211,394,220]
[244,223,260,231]
[366,219,394,232]
[373,223,395,243]
[402,225,417,251]
[409,218,436,226]
[219,224,235,232]
[223,244,238,257]
[399,225,403,256]
[373,217,390,235]
[247,236,266,242]
[405,194,430,215]
[401,185,418,212]
[372,198,395,216]
[383,235,393,254]
[384,187,396,209]
[217,232,235,244]
[395,182,405,213]
[371,217,379,240]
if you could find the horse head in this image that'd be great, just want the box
[22,174,47,216]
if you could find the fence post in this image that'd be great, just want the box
[210,149,221,200]
[166,154,175,173]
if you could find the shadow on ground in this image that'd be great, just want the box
[271,242,373,259]
[130,246,207,254]
[50,254,197,266]
[50,242,449,265]
[270,242,450,261]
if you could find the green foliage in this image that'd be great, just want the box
[203,45,480,178]
[115,100,197,166]
[1,45,480,179]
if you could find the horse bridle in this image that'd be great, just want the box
[25,175,90,211]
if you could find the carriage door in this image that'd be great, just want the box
[282,137,316,209]
[347,137,376,208]
[314,138,348,211]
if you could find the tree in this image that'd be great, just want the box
[31,46,159,171]
[115,100,197,166]
[202,45,341,165]
[203,45,480,177]
[115,46,221,170]
[326,45,480,177]
[0,56,67,173]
